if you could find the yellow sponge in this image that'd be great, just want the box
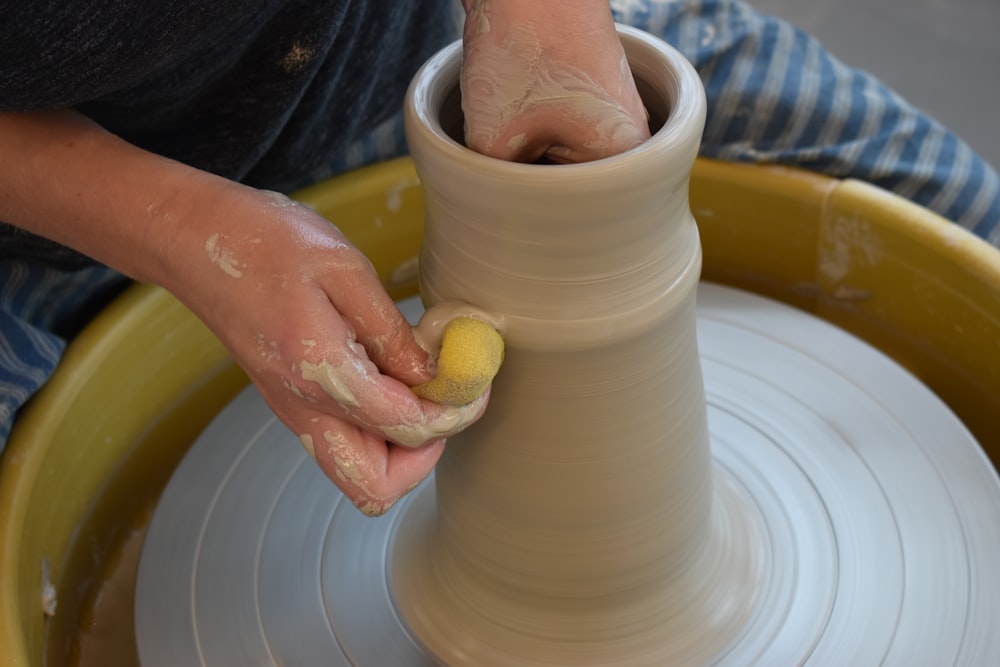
[412,317,504,406]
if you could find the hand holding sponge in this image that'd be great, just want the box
[412,316,504,407]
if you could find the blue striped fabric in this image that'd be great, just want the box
[324,0,1000,244]
[2,0,999,451]
[0,263,127,445]
[610,0,1000,243]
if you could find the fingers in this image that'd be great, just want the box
[462,56,650,163]
[306,415,447,517]
[460,6,650,164]
[281,306,487,516]
[322,248,433,388]
[475,100,649,164]
[282,302,489,448]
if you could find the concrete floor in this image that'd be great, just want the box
[750,0,1000,171]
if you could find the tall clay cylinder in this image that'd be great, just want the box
[396,26,719,664]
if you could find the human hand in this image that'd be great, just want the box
[0,110,486,516]
[460,0,651,163]
[169,188,487,516]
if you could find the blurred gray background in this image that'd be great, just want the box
[751,0,1000,170]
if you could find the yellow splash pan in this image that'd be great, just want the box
[1,157,998,666]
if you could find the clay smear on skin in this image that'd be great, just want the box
[321,429,401,517]
[299,359,361,407]
[297,334,486,448]
[204,233,243,278]
[467,0,492,34]
[379,397,485,447]
[462,20,640,157]
[322,429,367,487]
[296,337,372,408]
[257,334,281,364]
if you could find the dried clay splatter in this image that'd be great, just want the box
[204,233,243,278]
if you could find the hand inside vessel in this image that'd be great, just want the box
[460,0,651,163]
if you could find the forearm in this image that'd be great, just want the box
[462,0,616,41]
[0,109,241,289]
[462,0,612,21]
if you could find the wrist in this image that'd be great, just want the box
[465,0,614,31]
[0,109,249,289]
[464,0,619,64]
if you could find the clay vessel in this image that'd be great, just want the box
[393,26,762,665]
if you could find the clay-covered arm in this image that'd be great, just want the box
[0,109,485,515]
[460,0,650,162]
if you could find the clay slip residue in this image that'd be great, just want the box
[299,359,360,407]
[204,233,243,278]
[461,22,644,158]
[819,213,884,283]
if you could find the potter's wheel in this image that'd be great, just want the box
[135,283,1000,666]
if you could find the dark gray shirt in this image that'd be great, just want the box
[0,0,453,265]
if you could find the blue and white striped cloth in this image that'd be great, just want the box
[2,0,998,449]
[611,0,999,241]
[0,263,128,445]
